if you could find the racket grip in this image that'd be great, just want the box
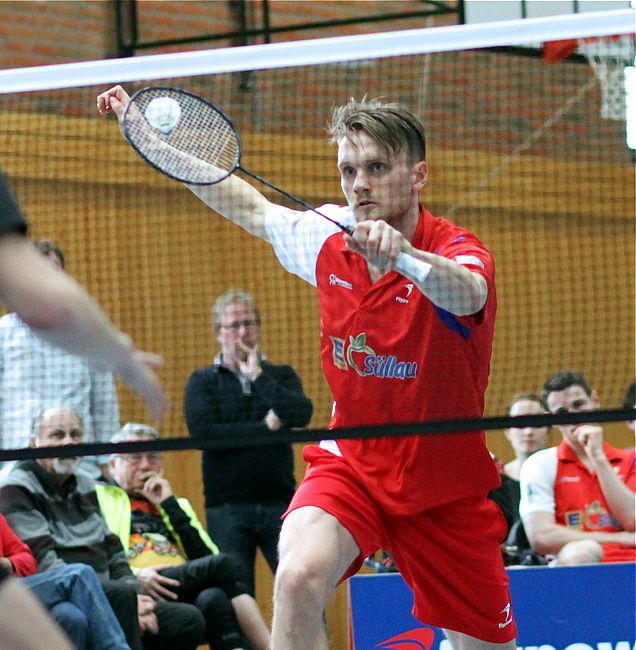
[394,252,432,285]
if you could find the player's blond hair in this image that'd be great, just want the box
[329,97,426,163]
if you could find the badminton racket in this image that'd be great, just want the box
[121,86,431,283]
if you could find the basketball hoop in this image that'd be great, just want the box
[577,34,635,121]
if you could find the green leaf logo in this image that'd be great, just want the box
[346,332,375,377]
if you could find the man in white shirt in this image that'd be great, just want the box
[519,370,635,565]
[0,240,120,480]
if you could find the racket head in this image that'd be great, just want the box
[122,86,242,185]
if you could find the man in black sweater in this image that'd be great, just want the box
[184,289,313,596]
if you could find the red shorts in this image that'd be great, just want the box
[285,446,516,643]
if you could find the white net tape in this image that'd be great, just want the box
[577,33,635,120]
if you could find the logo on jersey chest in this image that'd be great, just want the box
[329,332,418,379]
[564,500,620,530]
[329,274,352,291]
[395,283,414,304]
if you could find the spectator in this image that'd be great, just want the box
[503,393,551,482]
[0,405,206,650]
[1,510,129,649]
[100,421,271,650]
[498,393,551,566]
[520,370,636,565]
[184,289,313,596]
[0,238,120,480]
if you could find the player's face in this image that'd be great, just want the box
[33,408,83,477]
[505,399,550,458]
[546,385,597,443]
[337,131,423,227]
[216,302,261,361]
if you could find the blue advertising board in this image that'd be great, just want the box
[349,563,635,650]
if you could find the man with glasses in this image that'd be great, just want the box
[520,370,635,565]
[184,289,313,596]
[98,422,271,650]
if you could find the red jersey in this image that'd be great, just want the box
[554,440,636,563]
[267,204,500,514]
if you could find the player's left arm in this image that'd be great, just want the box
[406,248,488,316]
[347,220,490,316]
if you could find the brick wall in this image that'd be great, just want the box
[0,1,458,66]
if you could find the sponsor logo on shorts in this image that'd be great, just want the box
[329,332,418,379]
[498,602,513,629]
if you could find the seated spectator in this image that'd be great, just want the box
[503,393,551,483]
[0,564,74,650]
[0,405,206,650]
[1,509,128,649]
[493,394,550,566]
[520,371,636,565]
[100,422,271,650]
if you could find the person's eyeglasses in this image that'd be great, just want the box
[220,319,260,332]
[115,452,162,465]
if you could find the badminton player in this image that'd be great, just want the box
[98,86,516,650]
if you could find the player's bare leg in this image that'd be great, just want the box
[272,506,359,650]
[443,629,516,650]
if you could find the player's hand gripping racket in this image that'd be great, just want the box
[121,86,431,284]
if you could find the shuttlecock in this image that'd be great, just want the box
[145,96,181,135]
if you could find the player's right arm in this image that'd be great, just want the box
[522,510,635,556]
[97,85,280,241]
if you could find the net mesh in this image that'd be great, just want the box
[0,10,634,640]
[0,17,633,455]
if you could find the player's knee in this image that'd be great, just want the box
[274,560,329,613]
[556,540,602,565]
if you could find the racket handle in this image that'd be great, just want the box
[394,252,432,285]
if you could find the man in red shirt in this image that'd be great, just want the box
[520,370,635,565]
[98,88,515,649]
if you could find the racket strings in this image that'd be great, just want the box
[125,88,240,185]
